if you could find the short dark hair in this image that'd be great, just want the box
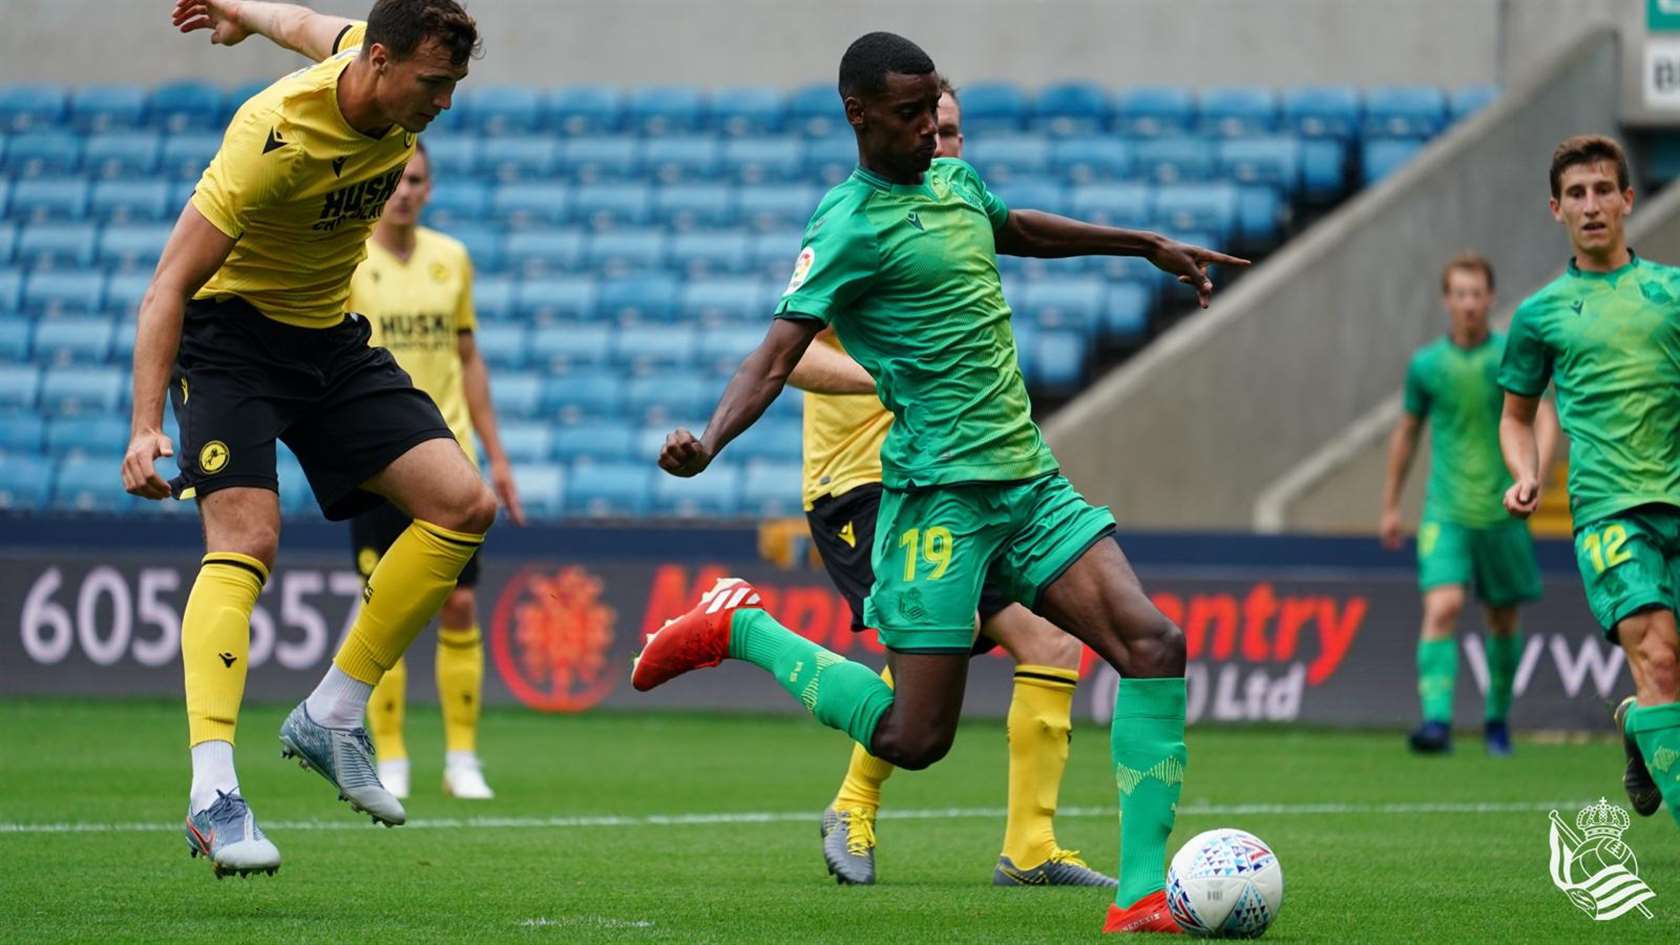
[1441,252,1494,293]
[938,76,958,103]
[366,0,482,67]
[1549,134,1630,198]
[838,32,936,99]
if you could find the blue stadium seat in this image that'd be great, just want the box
[789,83,845,137]
[90,177,172,221]
[729,421,802,463]
[598,273,679,322]
[695,325,764,373]
[45,414,127,455]
[683,277,767,322]
[542,370,624,417]
[0,222,12,265]
[1300,139,1348,201]
[448,224,502,273]
[8,177,88,221]
[98,224,171,271]
[1114,87,1195,137]
[0,363,41,408]
[1049,138,1133,184]
[482,136,561,181]
[18,223,97,268]
[1134,137,1214,183]
[0,85,68,132]
[958,82,1030,133]
[1070,183,1152,227]
[0,453,53,509]
[487,371,542,418]
[169,181,197,211]
[103,273,150,317]
[966,135,1051,181]
[655,184,735,229]
[710,87,787,136]
[748,232,802,278]
[627,87,706,135]
[488,182,571,228]
[670,230,750,275]
[51,454,135,512]
[428,181,492,227]
[504,229,587,274]
[4,132,82,177]
[1198,88,1278,138]
[765,385,804,421]
[626,371,716,420]
[803,134,858,185]
[1236,186,1285,247]
[654,463,740,517]
[1032,82,1111,136]
[722,137,804,184]
[422,137,479,177]
[0,314,29,361]
[560,136,644,183]
[553,421,635,462]
[1450,86,1498,122]
[510,462,565,518]
[466,86,541,134]
[1103,283,1153,341]
[0,411,44,451]
[737,185,818,230]
[633,424,694,467]
[72,86,147,131]
[643,136,722,183]
[474,276,516,321]
[0,268,22,310]
[573,183,653,227]
[1031,330,1088,392]
[159,133,221,180]
[566,460,653,517]
[615,324,697,368]
[109,317,138,365]
[740,461,803,516]
[1154,184,1238,242]
[32,316,114,364]
[82,132,162,178]
[543,86,624,134]
[149,81,224,132]
[471,323,528,369]
[528,322,611,367]
[1019,279,1106,334]
[516,277,598,322]
[1361,138,1427,186]
[25,271,105,314]
[39,365,123,414]
[992,180,1067,216]
[1281,86,1361,139]
[1362,86,1446,139]
[584,229,666,272]
[1217,137,1301,193]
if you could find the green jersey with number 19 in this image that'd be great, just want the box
[773,158,1058,490]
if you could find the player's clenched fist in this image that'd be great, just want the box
[122,430,176,500]
[659,429,712,478]
[1503,477,1541,519]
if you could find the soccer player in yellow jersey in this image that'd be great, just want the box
[127,0,492,878]
[790,80,1114,889]
[346,140,526,801]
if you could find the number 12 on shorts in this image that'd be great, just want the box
[899,526,953,582]
[1582,523,1632,574]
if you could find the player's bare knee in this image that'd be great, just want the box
[884,730,954,771]
[432,484,496,535]
[1638,637,1680,695]
[1033,630,1084,671]
[441,587,475,628]
[1124,617,1186,678]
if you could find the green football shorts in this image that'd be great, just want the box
[862,473,1115,653]
[1573,505,1680,640]
[1416,518,1542,607]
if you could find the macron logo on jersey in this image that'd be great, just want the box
[262,128,286,154]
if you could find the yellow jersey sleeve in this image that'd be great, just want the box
[332,21,369,55]
[190,105,301,240]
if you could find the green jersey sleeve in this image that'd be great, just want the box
[1401,352,1430,418]
[937,158,1010,229]
[773,210,878,325]
[1499,299,1551,397]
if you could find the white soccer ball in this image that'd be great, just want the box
[1165,828,1284,938]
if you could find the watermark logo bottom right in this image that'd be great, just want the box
[1547,798,1655,921]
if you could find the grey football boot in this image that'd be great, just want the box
[1615,696,1663,817]
[820,805,877,885]
[184,791,281,879]
[279,702,406,826]
[993,850,1118,887]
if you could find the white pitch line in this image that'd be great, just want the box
[0,799,1589,836]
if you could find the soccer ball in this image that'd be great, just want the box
[1165,828,1284,938]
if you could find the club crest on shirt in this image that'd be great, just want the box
[786,246,816,294]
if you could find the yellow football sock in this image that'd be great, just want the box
[367,655,408,761]
[437,625,484,755]
[333,519,484,684]
[833,666,896,811]
[181,553,267,747]
[1001,665,1078,869]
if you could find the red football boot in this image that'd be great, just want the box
[631,578,763,692]
[1103,891,1182,934]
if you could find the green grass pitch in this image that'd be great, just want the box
[3,698,1677,944]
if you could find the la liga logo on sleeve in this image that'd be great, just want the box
[785,247,815,294]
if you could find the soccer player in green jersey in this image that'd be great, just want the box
[633,32,1247,933]
[1498,135,1680,822]
[1381,254,1558,756]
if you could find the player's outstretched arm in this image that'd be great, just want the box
[1498,391,1543,519]
[994,209,1250,308]
[1379,412,1423,548]
[660,317,823,477]
[122,205,237,500]
[458,331,526,526]
[787,328,875,395]
[172,0,354,62]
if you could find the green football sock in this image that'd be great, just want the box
[727,610,893,747]
[1483,632,1522,723]
[1416,638,1457,724]
[1111,677,1187,907]
[1627,702,1680,828]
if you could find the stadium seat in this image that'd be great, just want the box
[39,365,123,414]
[4,132,82,177]
[1362,86,1446,138]
[504,228,587,274]
[90,180,171,223]
[32,316,114,364]
[1281,86,1361,139]
[149,81,224,132]
[0,454,52,509]
[542,86,624,134]
[737,185,818,230]
[598,273,679,321]
[488,371,542,418]
[510,462,565,517]
[561,136,644,183]
[467,86,541,134]
[627,86,706,135]
[1032,82,1111,136]
[626,371,716,420]
[1217,137,1301,193]
[1103,283,1153,341]
[573,183,653,227]
[0,411,44,452]
[527,322,611,368]
[516,276,598,321]
[1049,138,1133,184]
[168,181,197,212]
[803,134,859,184]
[44,414,127,456]
[18,223,98,268]
[565,460,654,517]
[958,82,1030,133]
[9,178,89,221]
[0,85,68,132]
[992,180,1067,217]
[52,454,134,513]
[0,222,12,265]
[644,136,722,183]
[1197,87,1278,137]
[552,421,636,462]
[1449,85,1498,122]
[489,182,571,228]
[1134,137,1215,183]
[71,86,147,131]
[1070,183,1152,227]
[1114,87,1195,137]
[1031,330,1088,392]
[0,268,24,310]
[584,229,666,273]
[109,317,137,363]
[615,324,697,367]
[709,87,787,136]
[541,370,625,417]
[423,137,479,177]
[788,83,844,137]
[740,461,804,516]
[448,224,503,273]
[97,224,171,271]
[471,322,528,369]
[669,229,750,275]
[0,314,29,361]
[103,273,150,317]
[682,277,767,322]
[1019,279,1106,334]
[474,276,516,321]
[966,134,1051,181]
[1361,138,1427,186]
[1154,183,1239,241]
[1300,139,1348,201]
[81,132,161,178]
[722,137,804,183]
[428,180,491,226]
[25,271,104,314]
[1237,186,1285,247]
[159,133,222,180]
[0,362,41,408]
[654,184,735,229]
[482,135,561,181]
[654,463,741,517]
[748,232,803,278]
[729,421,802,463]
[695,325,764,372]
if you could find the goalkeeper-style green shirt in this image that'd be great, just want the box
[1403,333,1513,527]
[774,158,1058,489]
[1500,253,1680,528]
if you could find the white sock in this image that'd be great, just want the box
[189,740,239,814]
[305,664,375,730]
[446,750,480,770]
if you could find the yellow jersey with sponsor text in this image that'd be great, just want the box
[801,331,892,509]
[348,227,478,465]
[192,22,417,328]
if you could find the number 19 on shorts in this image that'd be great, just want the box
[899,526,953,582]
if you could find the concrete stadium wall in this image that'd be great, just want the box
[1042,28,1624,530]
[0,0,1625,89]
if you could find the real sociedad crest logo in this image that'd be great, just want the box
[1547,798,1655,921]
